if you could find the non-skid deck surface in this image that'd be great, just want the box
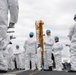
[0,70,76,75]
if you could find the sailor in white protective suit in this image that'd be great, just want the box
[24,32,36,71]
[6,41,15,70]
[52,36,63,71]
[36,44,42,71]
[0,34,10,72]
[68,14,76,72]
[0,0,19,72]
[20,48,25,70]
[44,29,54,71]
[14,45,24,70]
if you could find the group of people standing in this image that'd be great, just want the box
[24,30,63,71]
[0,29,63,72]
[0,0,76,73]
[24,13,76,72]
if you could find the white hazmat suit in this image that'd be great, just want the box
[53,42,63,71]
[14,49,22,69]
[44,35,54,69]
[6,43,15,70]
[68,24,76,71]
[0,0,19,71]
[0,34,10,71]
[36,47,42,70]
[0,0,19,40]
[20,50,25,69]
[24,37,36,71]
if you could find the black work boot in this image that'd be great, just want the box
[49,66,52,71]
[68,70,76,72]
[0,70,7,73]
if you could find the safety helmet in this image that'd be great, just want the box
[16,45,19,49]
[46,29,51,33]
[74,14,76,20]
[54,36,59,40]
[29,32,34,36]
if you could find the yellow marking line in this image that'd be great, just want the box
[29,70,39,75]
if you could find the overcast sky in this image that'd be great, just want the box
[10,0,76,46]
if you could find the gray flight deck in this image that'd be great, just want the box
[0,70,76,75]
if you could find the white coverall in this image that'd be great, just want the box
[14,49,23,69]
[24,37,36,71]
[53,42,63,71]
[36,47,42,70]
[20,50,25,69]
[0,35,10,71]
[68,24,76,71]
[6,44,15,70]
[0,0,19,71]
[44,35,54,69]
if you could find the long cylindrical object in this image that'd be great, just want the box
[35,20,44,70]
